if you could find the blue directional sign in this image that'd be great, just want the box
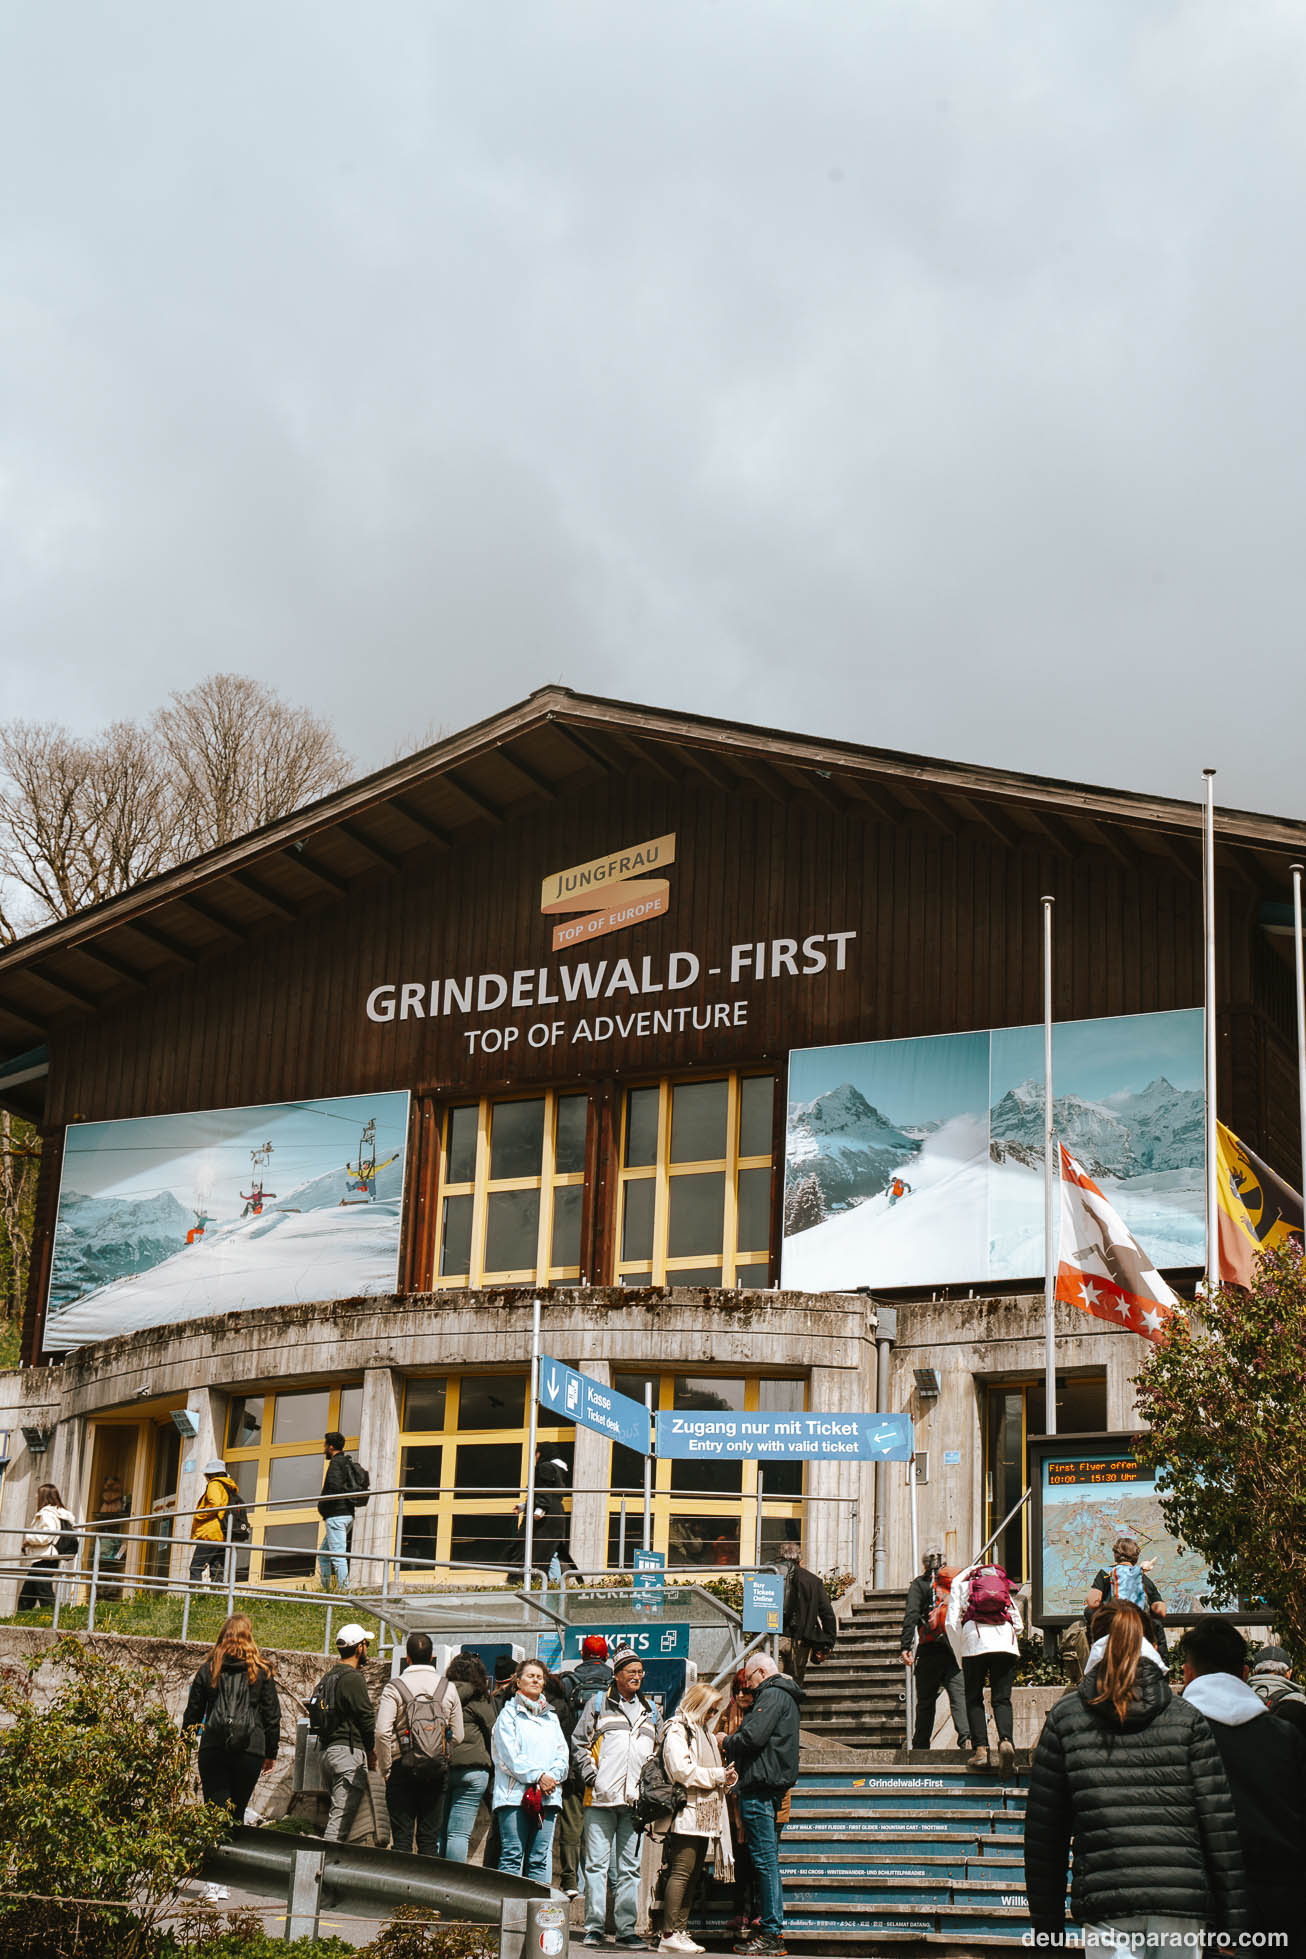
[743,1573,784,1634]
[539,1356,652,1454]
[654,1411,914,1462]
[633,1547,666,1613]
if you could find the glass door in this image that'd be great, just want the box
[142,1423,181,1581]
[982,1374,1107,1581]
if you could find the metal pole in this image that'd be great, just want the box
[225,1510,236,1618]
[88,1531,102,1633]
[642,1383,653,1554]
[754,1467,765,1567]
[1204,768,1219,1293]
[1042,894,1057,1436]
[618,1497,627,1571]
[908,1453,919,1575]
[524,1297,541,1586]
[1293,864,1306,1198]
[872,1305,897,1590]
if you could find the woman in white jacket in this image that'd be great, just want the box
[18,1483,77,1613]
[945,1561,1023,1778]
[654,1682,736,1956]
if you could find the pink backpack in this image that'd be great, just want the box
[963,1564,1013,1625]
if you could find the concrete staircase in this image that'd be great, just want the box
[796,1589,911,1751]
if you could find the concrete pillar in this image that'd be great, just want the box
[170,1386,226,1584]
[808,1366,860,1577]
[354,1365,402,1591]
[567,1359,610,1575]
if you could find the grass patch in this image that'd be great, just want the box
[0,1590,386,1655]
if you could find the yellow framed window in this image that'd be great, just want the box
[615,1073,775,1287]
[225,1382,362,1584]
[605,1371,804,1567]
[435,1092,588,1287]
[395,1372,572,1580]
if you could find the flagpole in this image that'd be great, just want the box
[1293,863,1306,1198]
[1042,894,1056,1436]
[1203,770,1218,1294]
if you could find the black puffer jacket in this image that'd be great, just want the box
[721,1674,802,1797]
[1024,1660,1246,1934]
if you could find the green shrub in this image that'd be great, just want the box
[357,1908,497,1959]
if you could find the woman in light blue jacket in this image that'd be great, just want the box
[491,1659,570,1881]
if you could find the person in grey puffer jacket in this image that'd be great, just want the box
[1025,1600,1246,1947]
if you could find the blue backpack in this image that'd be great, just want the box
[1109,1561,1147,1610]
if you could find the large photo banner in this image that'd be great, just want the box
[781,1008,1202,1291]
[45,1090,409,1352]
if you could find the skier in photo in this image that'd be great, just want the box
[888,1175,913,1208]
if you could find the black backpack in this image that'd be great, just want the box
[634,1730,687,1832]
[207,1668,256,1754]
[307,1666,343,1740]
[341,1456,371,1510]
[224,1502,252,1544]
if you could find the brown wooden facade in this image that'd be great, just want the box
[5,687,1304,1361]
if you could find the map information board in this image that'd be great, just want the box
[1030,1434,1215,1623]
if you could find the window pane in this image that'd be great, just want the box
[671,1457,743,1495]
[260,1520,318,1579]
[440,1194,473,1276]
[272,1389,332,1446]
[230,1457,259,1506]
[610,1441,645,1494]
[619,1271,651,1288]
[761,1518,803,1562]
[337,1384,363,1438]
[400,1514,439,1568]
[624,1088,659,1168]
[446,1105,479,1184]
[666,1266,723,1287]
[735,1258,770,1288]
[670,1080,728,1163]
[458,1375,526,1430]
[668,1515,741,1567]
[555,1095,588,1175]
[490,1099,545,1180]
[227,1396,264,1452]
[621,1179,655,1262]
[455,1441,522,1494]
[268,1454,327,1506]
[739,1075,774,1158]
[485,1188,540,1272]
[399,1444,443,1492]
[757,1378,805,1413]
[551,1184,583,1269]
[404,1378,448,1432]
[451,1512,519,1569]
[763,1460,804,1498]
[675,1376,747,1412]
[667,1172,725,1257]
[736,1167,772,1255]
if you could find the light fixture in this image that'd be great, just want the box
[913,1367,941,1400]
[21,1425,51,1455]
[170,1409,200,1438]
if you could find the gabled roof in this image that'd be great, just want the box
[2,684,1303,1093]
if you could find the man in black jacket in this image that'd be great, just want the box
[318,1430,361,1591]
[1182,1616,1306,1956]
[899,1547,969,1752]
[721,1654,802,1958]
[319,1623,377,1842]
[778,1544,836,1688]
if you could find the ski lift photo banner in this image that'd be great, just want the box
[43,1089,410,1353]
[780,1008,1204,1294]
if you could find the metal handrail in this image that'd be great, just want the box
[974,1486,1033,1570]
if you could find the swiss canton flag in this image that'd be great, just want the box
[1055,1144,1181,1344]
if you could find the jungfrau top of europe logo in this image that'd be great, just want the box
[540,833,676,952]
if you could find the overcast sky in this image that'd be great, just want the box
[4,3,1306,819]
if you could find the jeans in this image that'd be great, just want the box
[660,1833,708,1936]
[736,1794,784,1941]
[1082,1919,1205,1956]
[17,1559,59,1611]
[913,1641,969,1748]
[387,1765,445,1856]
[199,1748,263,1820]
[962,1652,1019,1746]
[442,1766,490,1863]
[189,1542,227,1585]
[318,1514,350,1589]
[322,1742,370,1842]
[583,1805,642,1938]
[496,1803,557,1884]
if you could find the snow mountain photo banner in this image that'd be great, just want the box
[780,1009,1203,1293]
[43,1090,409,1352]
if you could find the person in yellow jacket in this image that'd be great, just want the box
[190,1458,240,1585]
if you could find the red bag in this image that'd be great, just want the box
[522,1782,545,1818]
[919,1572,954,1643]
[963,1565,1013,1625]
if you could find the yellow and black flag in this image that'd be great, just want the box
[1216,1121,1303,1288]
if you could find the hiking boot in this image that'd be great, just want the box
[997,1739,1017,1780]
[966,1745,990,1771]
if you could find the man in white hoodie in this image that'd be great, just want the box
[1182,1615,1306,1956]
[945,1562,1023,1778]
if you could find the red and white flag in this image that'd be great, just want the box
[1055,1145,1181,1344]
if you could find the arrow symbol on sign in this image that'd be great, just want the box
[547,1369,560,1399]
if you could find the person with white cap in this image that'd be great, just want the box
[189,1459,241,1587]
[313,1622,377,1842]
[571,1646,661,1948]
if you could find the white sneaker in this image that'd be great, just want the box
[203,1883,230,1901]
[659,1938,704,1955]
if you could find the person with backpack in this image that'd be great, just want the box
[571,1647,662,1949]
[945,1558,1023,1778]
[17,1482,78,1612]
[719,1652,801,1959]
[900,1546,970,1753]
[318,1430,368,1591]
[1181,1615,1306,1956]
[559,1636,614,1896]
[651,1681,736,1956]
[375,1631,464,1855]
[777,1544,836,1688]
[442,1652,498,1863]
[183,1612,281,1818]
[189,1460,241,1586]
[310,1622,377,1841]
[1085,1537,1168,1659]
[1025,1599,1247,1951]
[491,1658,569,1882]
[1248,1644,1306,1742]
